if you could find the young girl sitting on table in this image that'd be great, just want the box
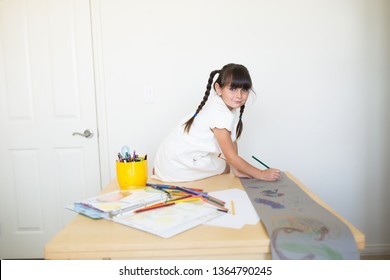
[152,63,280,182]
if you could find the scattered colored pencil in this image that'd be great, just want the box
[202,197,229,212]
[134,202,175,213]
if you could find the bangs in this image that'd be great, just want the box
[219,65,252,90]
[229,76,252,90]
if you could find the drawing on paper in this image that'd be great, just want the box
[260,189,284,197]
[97,191,132,202]
[246,185,268,189]
[254,198,285,209]
[270,216,342,259]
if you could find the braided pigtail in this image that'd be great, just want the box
[236,104,245,139]
[183,70,220,133]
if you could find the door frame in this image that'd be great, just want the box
[90,0,110,186]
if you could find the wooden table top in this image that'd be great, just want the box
[44,172,365,259]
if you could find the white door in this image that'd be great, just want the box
[0,0,101,259]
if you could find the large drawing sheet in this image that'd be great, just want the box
[240,173,359,260]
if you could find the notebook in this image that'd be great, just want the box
[66,188,167,219]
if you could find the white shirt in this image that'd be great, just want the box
[153,94,239,182]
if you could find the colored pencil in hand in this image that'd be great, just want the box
[252,156,270,169]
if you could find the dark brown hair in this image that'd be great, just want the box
[183,63,252,139]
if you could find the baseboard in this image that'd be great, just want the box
[361,244,390,256]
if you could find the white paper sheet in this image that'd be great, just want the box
[204,188,260,229]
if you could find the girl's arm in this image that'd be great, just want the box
[212,127,280,181]
[230,141,251,178]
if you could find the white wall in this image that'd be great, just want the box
[97,0,390,252]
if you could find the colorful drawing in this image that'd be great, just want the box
[97,191,132,202]
[272,216,341,239]
[261,189,284,197]
[240,174,359,260]
[270,216,342,259]
[246,186,267,189]
[254,198,285,209]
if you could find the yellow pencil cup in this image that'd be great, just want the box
[116,160,148,190]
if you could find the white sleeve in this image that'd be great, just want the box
[209,109,235,132]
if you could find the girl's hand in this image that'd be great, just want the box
[260,168,281,181]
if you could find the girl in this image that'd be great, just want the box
[152,63,280,182]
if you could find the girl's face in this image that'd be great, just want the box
[215,82,249,110]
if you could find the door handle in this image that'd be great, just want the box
[72,129,94,138]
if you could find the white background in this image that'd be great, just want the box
[1,260,388,279]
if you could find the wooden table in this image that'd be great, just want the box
[45,172,365,259]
